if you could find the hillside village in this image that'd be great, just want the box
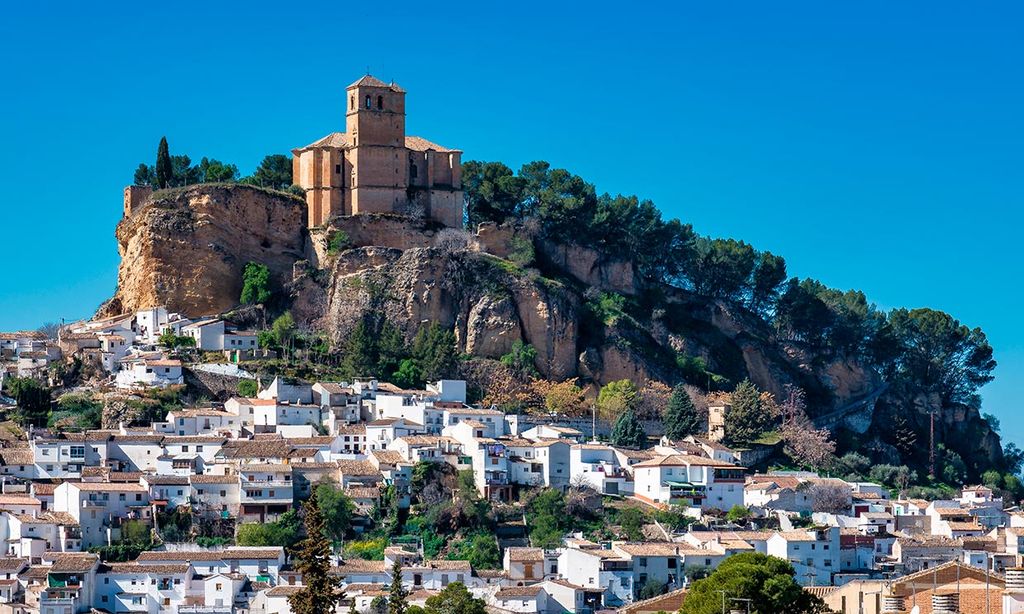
[0,74,1017,614]
[1,312,1024,614]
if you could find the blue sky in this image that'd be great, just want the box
[1,2,1021,445]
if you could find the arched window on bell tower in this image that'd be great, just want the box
[350,96,354,110]
[377,95,384,110]
[365,95,371,109]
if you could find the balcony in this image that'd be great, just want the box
[587,463,626,478]
[241,488,293,504]
[179,607,233,614]
[485,472,509,485]
[241,479,293,488]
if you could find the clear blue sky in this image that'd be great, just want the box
[1,2,1021,446]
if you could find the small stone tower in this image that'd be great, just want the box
[708,403,729,442]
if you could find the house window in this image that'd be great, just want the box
[335,164,341,174]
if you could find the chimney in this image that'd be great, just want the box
[931,592,959,614]
[1007,567,1024,593]
[881,594,905,614]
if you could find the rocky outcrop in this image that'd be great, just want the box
[537,239,638,296]
[308,248,580,379]
[99,185,306,317]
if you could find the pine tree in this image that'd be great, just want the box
[664,385,699,440]
[155,136,173,189]
[287,491,345,614]
[388,560,409,614]
[610,409,647,448]
[724,379,772,445]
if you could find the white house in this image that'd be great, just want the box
[633,455,745,513]
[570,444,631,496]
[53,482,151,549]
[115,358,183,390]
[766,527,841,586]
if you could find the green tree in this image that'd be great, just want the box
[341,316,382,378]
[4,377,51,427]
[499,340,538,377]
[609,409,647,448]
[882,307,996,408]
[391,359,423,390]
[237,379,258,397]
[686,237,756,300]
[639,578,667,599]
[155,137,173,189]
[681,552,828,614]
[388,560,409,614]
[446,533,500,569]
[272,312,297,348]
[199,157,239,183]
[423,582,486,614]
[134,163,156,187]
[596,379,639,420]
[726,505,751,523]
[664,385,700,440]
[411,324,458,382]
[617,507,646,540]
[724,379,773,445]
[748,251,787,314]
[240,262,272,305]
[246,154,294,190]
[236,511,301,548]
[315,482,355,543]
[287,492,346,614]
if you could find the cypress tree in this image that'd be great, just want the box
[155,136,173,189]
[388,560,409,614]
[664,385,700,441]
[610,409,647,448]
[724,379,772,444]
[287,491,345,614]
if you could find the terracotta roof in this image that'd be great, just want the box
[347,75,398,89]
[0,495,40,506]
[337,424,366,435]
[266,585,305,596]
[0,558,27,572]
[191,474,239,484]
[32,483,57,495]
[142,475,190,485]
[70,482,145,492]
[50,553,99,572]
[137,548,283,562]
[633,454,737,469]
[163,435,228,444]
[0,449,33,465]
[507,547,544,562]
[371,450,403,465]
[336,460,379,476]
[332,559,388,574]
[103,562,191,574]
[495,585,545,599]
[405,136,459,153]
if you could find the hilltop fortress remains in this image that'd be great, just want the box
[292,75,464,229]
[123,75,464,231]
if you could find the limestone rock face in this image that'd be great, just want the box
[538,239,638,296]
[313,248,579,379]
[100,185,306,317]
[464,295,521,358]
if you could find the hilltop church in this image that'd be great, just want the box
[292,75,464,229]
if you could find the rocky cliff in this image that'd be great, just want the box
[100,184,1003,474]
[98,185,306,317]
